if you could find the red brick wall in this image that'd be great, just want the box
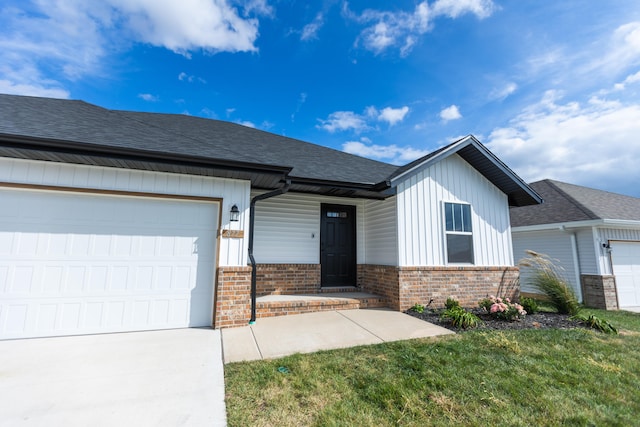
[359,265,519,311]
[397,266,519,310]
[581,274,619,310]
[255,264,320,295]
[214,266,252,328]
[359,264,400,309]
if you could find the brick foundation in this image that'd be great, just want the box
[256,264,320,295]
[581,274,619,310]
[214,266,252,328]
[360,264,519,311]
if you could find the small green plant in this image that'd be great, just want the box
[519,251,580,315]
[520,297,539,314]
[572,313,618,334]
[445,297,461,311]
[441,306,481,329]
[411,303,425,313]
[479,295,526,321]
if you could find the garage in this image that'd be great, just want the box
[0,187,219,339]
[611,241,640,308]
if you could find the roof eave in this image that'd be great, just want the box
[512,218,640,232]
[389,135,542,207]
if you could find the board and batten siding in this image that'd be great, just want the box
[512,230,581,297]
[0,157,250,267]
[396,154,513,267]
[251,191,366,264]
[364,197,398,266]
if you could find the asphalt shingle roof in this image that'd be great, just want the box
[0,94,397,185]
[510,179,640,227]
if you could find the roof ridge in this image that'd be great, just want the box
[545,179,600,220]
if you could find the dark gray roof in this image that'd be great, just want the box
[510,179,640,227]
[0,93,539,203]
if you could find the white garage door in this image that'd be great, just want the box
[611,241,640,308]
[0,188,218,339]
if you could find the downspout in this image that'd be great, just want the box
[561,226,583,302]
[248,178,291,324]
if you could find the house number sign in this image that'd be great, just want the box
[221,229,244,238]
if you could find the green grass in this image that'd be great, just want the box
[224,309,640,426]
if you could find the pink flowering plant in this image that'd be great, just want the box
[479,295,527,321]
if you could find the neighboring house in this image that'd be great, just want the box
[511,179,640,310]
[0,94,540,340]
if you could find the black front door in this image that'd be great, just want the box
[320,204,356,287]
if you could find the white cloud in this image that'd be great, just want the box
[301,13,324,41]
[342,139,430,164]
[318,105,410,132]
[440,104,462,121]
[613,70,640,91]
[487,91,640,196]
[378,106,410,125]
[0,0,263,97]
[237,120,256,128]
[138,93,159,101]
[489,82,517,101]
[346,0,495,56]
[317,111,369,133]
[0,78,69,99]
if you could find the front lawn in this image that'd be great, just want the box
[224,308,640,426]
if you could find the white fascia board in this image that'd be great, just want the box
[389,136,473,186]
[512,219,640,233]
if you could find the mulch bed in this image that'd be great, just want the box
[406,308,584,332]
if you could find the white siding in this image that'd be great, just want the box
[576,228,599,275]
[364,197,398,265]
[595,227,640,275]
[396,154,513,267]
[512,230,581,297]
[251,191,366,264]
[0,158,250,266]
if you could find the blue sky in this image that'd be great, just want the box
[2,1,640,197]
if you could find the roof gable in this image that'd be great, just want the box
[510,179,640,227]
[389,135,542,207]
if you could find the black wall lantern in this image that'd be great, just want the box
[230,204,240,222]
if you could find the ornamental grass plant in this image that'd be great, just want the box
[519,250,580,315]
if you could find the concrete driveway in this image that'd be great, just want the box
[0,328,226,427]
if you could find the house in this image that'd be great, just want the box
[0,93,541,339]
[510,179,640,310]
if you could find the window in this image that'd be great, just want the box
[444,202,474,264]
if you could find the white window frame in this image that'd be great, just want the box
[443,201,475,265]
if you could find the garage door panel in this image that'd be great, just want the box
[611,241,640,308]
[0,188,218,339]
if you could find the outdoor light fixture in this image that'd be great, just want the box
[230,204,240,222]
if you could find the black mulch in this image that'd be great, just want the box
[406,308,585,332]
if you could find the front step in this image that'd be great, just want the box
[256,292,389,319]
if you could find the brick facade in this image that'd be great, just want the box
[255,264,320,295]
[214,263,520,328]
[359,264,519,311]
[397,266,519,310]
[581,274,619,310]
[214,266,252,328]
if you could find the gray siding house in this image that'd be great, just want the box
[511,179,640,310]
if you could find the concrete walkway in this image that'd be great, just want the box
[221,308,454,363]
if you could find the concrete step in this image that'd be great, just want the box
[256,292,389,319]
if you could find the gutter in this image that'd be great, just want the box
[512,219,640,233]
[248,178,291,324]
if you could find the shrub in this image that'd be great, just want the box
[479,295,526,321]
[411,303,425,314]
[441,307,481,329]
[519,251,580,315]
[572,313,618,334]
[445,297,461,311]
[520,297,539,315]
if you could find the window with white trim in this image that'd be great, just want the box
[444,202,474,264]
